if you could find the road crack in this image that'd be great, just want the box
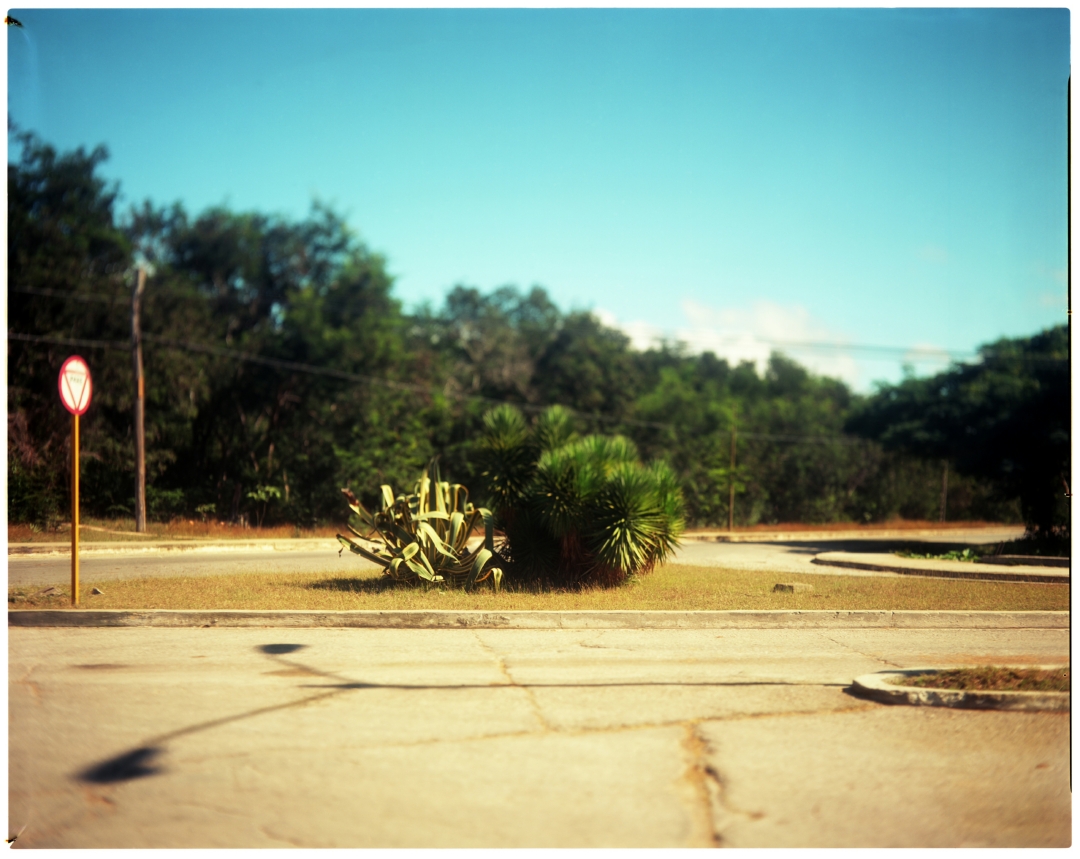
[259,823,306,847]
[816,631,903,669]
[15,664,43,703]
[472,631,552,731]
[681,721,766,847]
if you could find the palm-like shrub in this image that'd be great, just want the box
[337,462,503,591]
[477,405,684,587]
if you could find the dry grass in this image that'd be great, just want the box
[8,564,1069,613]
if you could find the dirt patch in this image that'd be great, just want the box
[899,666,1069,693]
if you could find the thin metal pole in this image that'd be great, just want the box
[71,412,80,606]
[133,266,147,532]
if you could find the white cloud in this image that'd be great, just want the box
[596,299,862,387]
[1035,261,1067,286]
[916,244,949,265]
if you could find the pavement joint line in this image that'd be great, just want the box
[8,609,1069,629]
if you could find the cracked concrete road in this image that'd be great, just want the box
[9,625,1070,848]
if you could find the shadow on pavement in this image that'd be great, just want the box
[73,642,852,785]
[760,539,1001,556]
[308,577,397,594]
[80,746,164,784]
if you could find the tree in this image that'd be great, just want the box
[7,129,134,526]
[475,404,684,587]
[845,327,1069,536]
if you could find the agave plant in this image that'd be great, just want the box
[476,405,685,587]
[337,462,503,591]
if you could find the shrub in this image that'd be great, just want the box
[477,405,684,587]
[336,462,503,591]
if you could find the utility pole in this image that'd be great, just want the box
[132,266,147,532]
[939,460,949,523]
[728,407,737,532]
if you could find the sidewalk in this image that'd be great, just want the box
[813,552,1069,584]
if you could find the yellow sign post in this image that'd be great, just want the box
[59,356,93,607]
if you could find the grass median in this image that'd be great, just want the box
[8,563,1069,612]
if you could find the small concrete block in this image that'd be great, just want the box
[773,583,813,593]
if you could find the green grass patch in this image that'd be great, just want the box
[8,564,1070,612]
[896,548,980,562]
[899,666,1070,692]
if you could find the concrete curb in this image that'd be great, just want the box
[7,609,1070,630]
[813,553,1069,584]
[852,667,1070,711]
[684,527,1025,543]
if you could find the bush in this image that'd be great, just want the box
[336,462,503,591]
[476,405,684,587]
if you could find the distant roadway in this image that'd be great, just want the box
[6,526,1026,588]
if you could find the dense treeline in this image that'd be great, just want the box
[8,133,1063,533]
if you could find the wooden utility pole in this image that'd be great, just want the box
[939,460,949,523]
[728,408,737,532]
[132,266,147,532]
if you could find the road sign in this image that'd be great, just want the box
[58,355,92,416]
[59,356,92,606]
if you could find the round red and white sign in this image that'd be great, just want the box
[58,355,93,416]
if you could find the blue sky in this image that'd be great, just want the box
[6,7,1070,391]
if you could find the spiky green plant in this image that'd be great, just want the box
[337,462,503,591]
[476,405,685,587]
[477,405,537,515]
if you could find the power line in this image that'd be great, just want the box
[13,286,1066,363]
[11,287,128,304]
[740,432,869,446]
[8,331,129,350]
[636,328,1068,363]
[7,329,672,430]
[7,328,1060,446]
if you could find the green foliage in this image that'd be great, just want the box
[896,548,978,562]
[146,486,186,522]
[6,132,1038,539]
[245,485,281,528]
[846,327,1069,536]
[7,130,135,527]
[336,462,502,591]
[476,405,685,587]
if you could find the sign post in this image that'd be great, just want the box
[58,356,92,606]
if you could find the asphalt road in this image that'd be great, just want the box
[9,623,1069,848]
[7,548,364,588]
[6,527,1027,588]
